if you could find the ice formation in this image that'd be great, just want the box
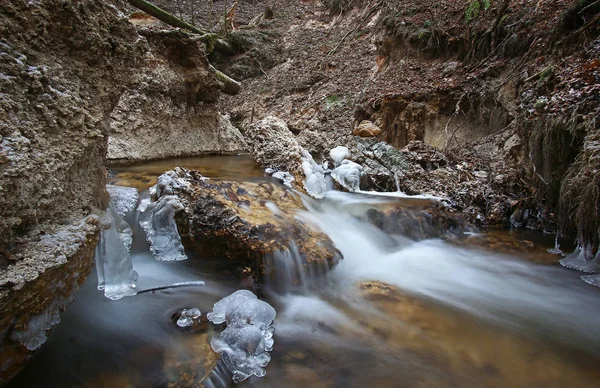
[301,150,328,199]
[139,194,187,261]
[95,202,138,300]
[581,274,600,288]
[331,159,364,192]
[176,308,202,328]
[207,290,276,383]
[106,185,139,218]
[329,146,349,167]
[559,245,600,273]
[265,168,295,188]
[271,171,295,187]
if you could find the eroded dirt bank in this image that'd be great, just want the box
[214,0,599,250]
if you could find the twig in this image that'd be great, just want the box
[137,280,206,294]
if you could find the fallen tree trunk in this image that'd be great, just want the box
[126,0,234,54]
[210,64,241,95]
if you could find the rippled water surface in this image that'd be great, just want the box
[10,156,600,387]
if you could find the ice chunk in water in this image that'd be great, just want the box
[95,203,138,300]
[331,159,363,192]
[330,146,349,167]
[207,290,276,329]
[207,290,276,383]
[106,185,139,218]
[177,308,202,328]
[211,323,271,383]
[139,195,187,261]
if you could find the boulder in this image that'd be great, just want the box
[151,169,342,285]
[244,116,303,174]
[353,120,382,137]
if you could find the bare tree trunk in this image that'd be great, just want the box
[174,0,184,21]
[189,0,196,26]
[491,0,511,50]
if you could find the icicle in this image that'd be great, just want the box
[139,194,187,261]
[300,150,328,199]
[95,202,138,300]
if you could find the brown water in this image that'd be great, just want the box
[10,156,600,388]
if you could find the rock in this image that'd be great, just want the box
[107,30,246,163]
[0,218,99,381]
[244,116,304,174]
[156,168,342,284]
[353,120,382,137]
[364,201,467,240]
[0,0,144,381]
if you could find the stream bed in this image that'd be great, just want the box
[9,156,600,387]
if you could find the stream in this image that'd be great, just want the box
[9,155,600,388]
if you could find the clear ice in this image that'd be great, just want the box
[95,202,138,300]
[139,194,187,261]
[106,185,139,218]
[581,274,600,288]
[177,308,202,328]
[207,290,276,383]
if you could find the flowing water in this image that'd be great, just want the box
[10,156,600,387]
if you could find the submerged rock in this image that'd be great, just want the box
[158,168,342,283]
[363,201,467,240]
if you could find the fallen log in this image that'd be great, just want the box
[126,0,235,55]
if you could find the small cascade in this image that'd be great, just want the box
[263,242,330,294]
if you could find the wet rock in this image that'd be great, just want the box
[353,120,382,137]
[0,218,99,381]
[364,202,467,240]
[157,168,342,282]
[0,0,144,381]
